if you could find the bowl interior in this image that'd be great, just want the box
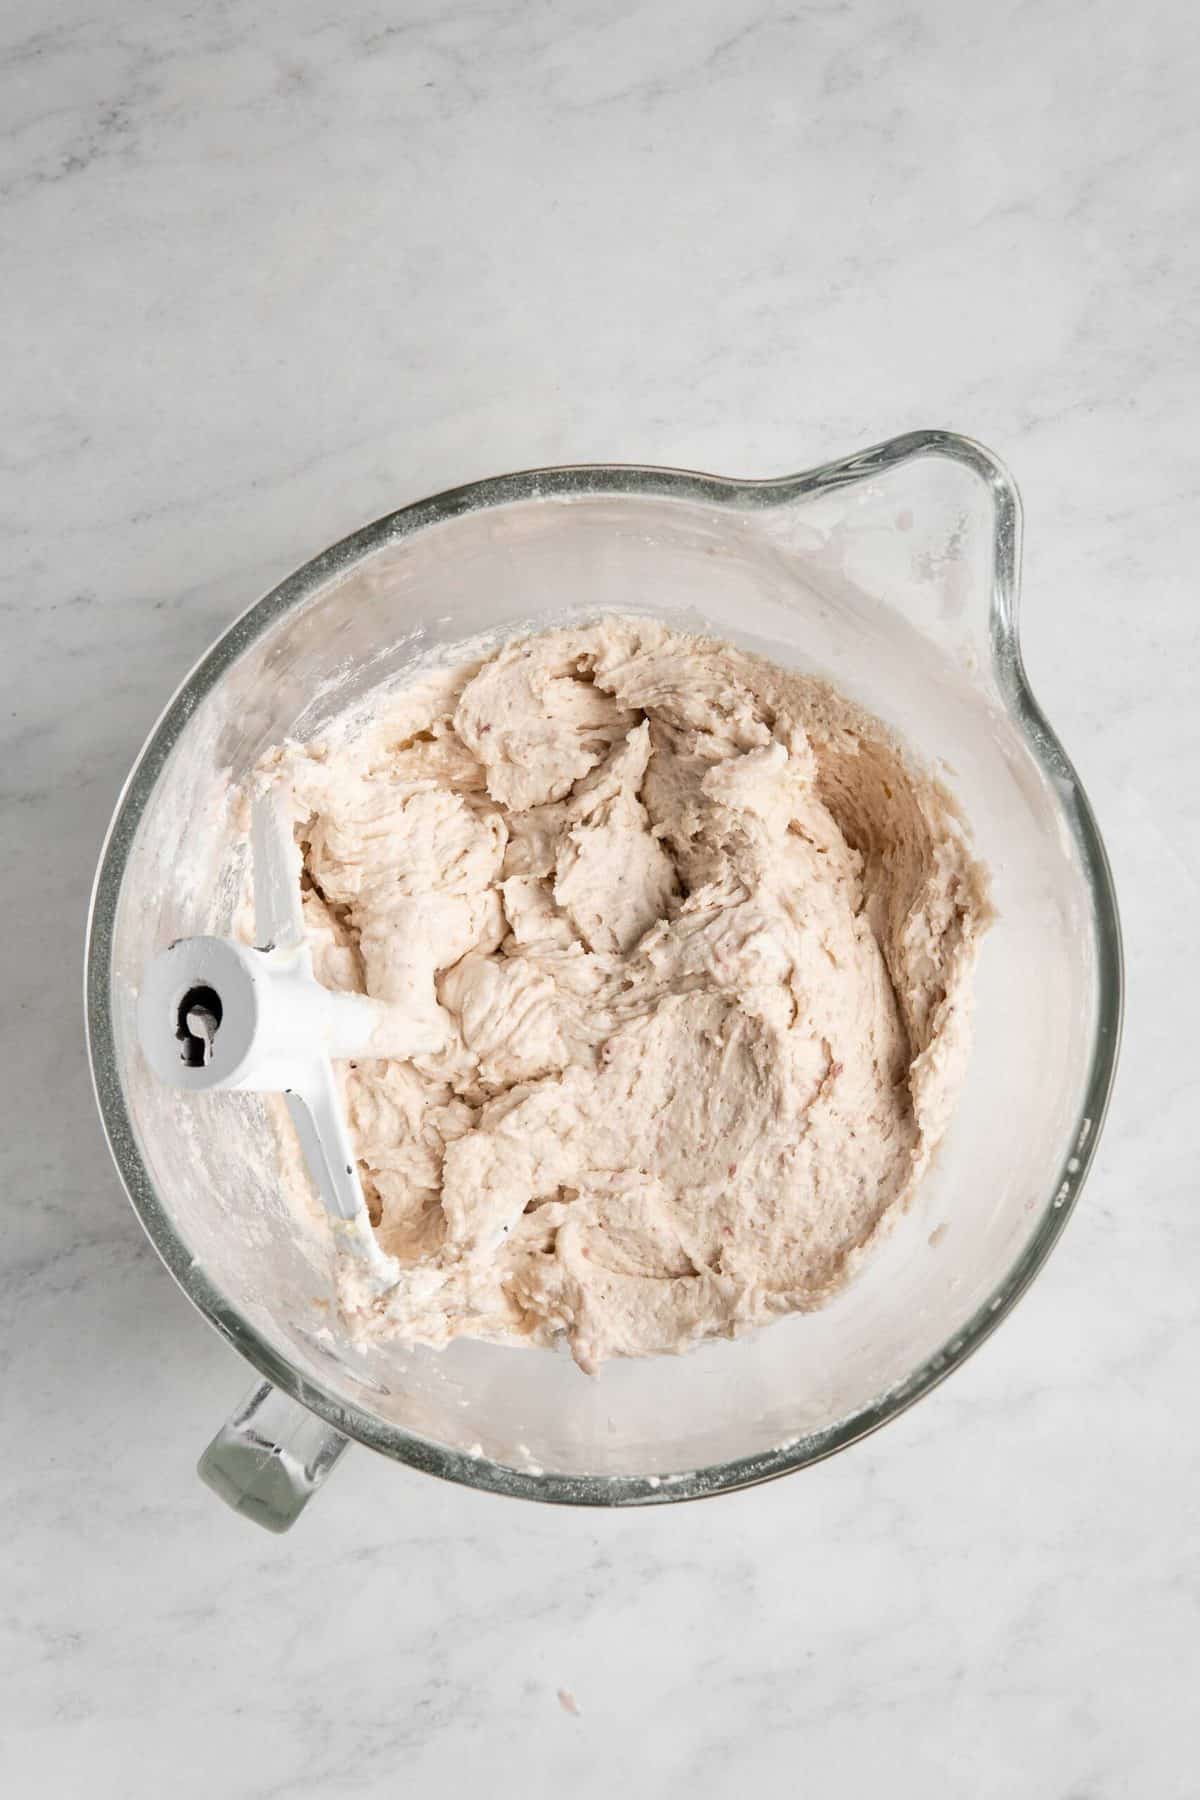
[100,468,1107,1489]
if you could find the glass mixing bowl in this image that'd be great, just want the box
[86,431,1122,1530]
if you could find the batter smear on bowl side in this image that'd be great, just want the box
[270,616,991,1372]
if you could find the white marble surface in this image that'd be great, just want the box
[3,0,1198,1792]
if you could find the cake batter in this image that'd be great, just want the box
[275,617,990,1370]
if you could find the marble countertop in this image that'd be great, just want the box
[4,2,1197,1793]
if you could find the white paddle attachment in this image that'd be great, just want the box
[137,789,438,1276]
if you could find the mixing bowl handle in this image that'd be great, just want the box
[197,1381,349,1532]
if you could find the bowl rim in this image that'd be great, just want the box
[84,428,1124,1506]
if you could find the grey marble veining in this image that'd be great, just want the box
[2,1,1197,1794]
